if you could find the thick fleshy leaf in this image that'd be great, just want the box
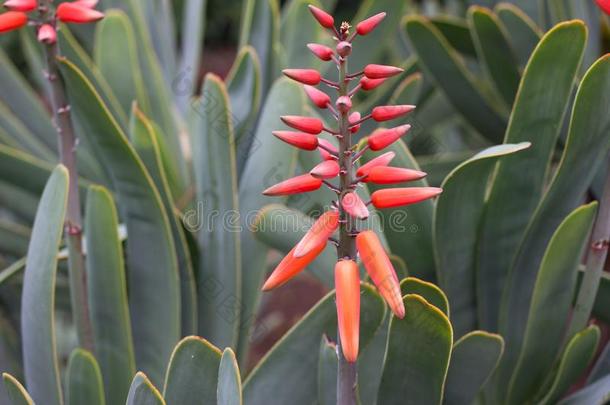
[377,294,452,405]
[189,75,241,348]
[85,185,136,405]
[435,143,530,336]
[444,331,503,405]
[2,373,33,405]
[429,16,476,58]
[163,337,221,404]
[218,348,242,405]
[21,166,68,405]
[507,202,597,404]
[404,16,507,143]
[0,220,30,258]
[477,21,587,332]
[400,277,449,316]
[65,349,105,405]
[236,79,304,363]
[494,3,541,68]
[243,284,385,404]
[0,100,54,162]
[317,337,337,405]
[126,372,165,405]
[58,58,180,387]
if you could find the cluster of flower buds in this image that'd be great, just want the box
[261,5,442,363]
[0,0,103,43]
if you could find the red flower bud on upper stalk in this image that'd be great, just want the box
[294,210,339,257]
[318,138,338,160]
[310,160,340,179]
[281,115,323,134]
[356,151,395,178]
[262,242,326,290]
[342,192,369,219]
[304,85,330,108]
[37,23,57,44]
[372,105,415,121]
[72,0,99,8]
[56,2,104,23]
[307,43,334,61]
[364,64,403,79]
[365,167,426,184]
[356,12,386,35]
[360,77,387,91]
[263,174,323,196]
[371,187,442,209]
[336,41,352,57]
[335,260,360,363]
[273,131,319,151]
[3,0,36,12]
[308,4,334,28]
[336,96,352,113]
[283,68,321,85]
[349,112,361,133]
[0,11,27,33]
[596,0,610,15]
[367,124,411,151]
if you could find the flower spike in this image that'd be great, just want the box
[371,105,415,122]
[308,4,334,28]
[342,192,369,219]
[0,11,27,33]
[356,231,404,318]
[3,0,37,12]
[356,151,395,178]
[364,64,403,79]
[37,24,57,44]
[311,160,340,179]
[304,85,331,108]
[262,243,326,290]
[307,43,334,61]
[56,2,104,23]
[263,174,323,196]
[371,187,442,209]
[356,12,386,35]
[283,68,322,85]
[281,115,323,134]
[294,210,339,257]
[365,167,426,184]
[367,124,411,151]
[273,131,319,151]
[335,260,360,363]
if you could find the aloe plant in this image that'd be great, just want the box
[0,0,609,404]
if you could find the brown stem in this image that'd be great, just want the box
[41,7,93,351]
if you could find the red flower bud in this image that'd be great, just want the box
[336,41,352,57]
[262,242,326,290]
[72,0,98,7]
[307,43,334,61]
[318,138,338,160]
[356,151,395,178]
[365,167,426,184]
[360,77,387,91]
[335,260,360,362]
[364,64,404,79]
[3,0,36,12]
[308,4,334,28]
[336,95,352,113]
[367,124,411,151]
[281,115,323,134]
[37,23,56,44]
[273,131,318,151]
[294,210,339,257]
[356,230,404,318]
[371,105,415,122]
[596,0,610,15]
[371,187,442,209]
[349,112,361,133]
[310,160,340,179]
[56,3,104,23]
[356,12,386,35]
[342,192,369,219]
[283,68,321,85]
[263,174,323,196]
[0,11,27,33]
[304,85,330,108]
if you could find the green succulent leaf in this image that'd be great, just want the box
[85,185,136,405]
[243,284,385,404]
[163,336,222,405]
[66,349,105,405]
[2,374,33,405]
[58,57,180,387]
[0,220,30,258]
[429,16,477,58]
[400,277,449,316]
[317,336,337,405]
[494,3,541,68]
[508,202,597,404]
[0,100,55,162]
[217,348,242,405]
[443,331,504,405]
[21,165,68,405]
[558,374,610,405]
[377,294,452,405]
[126,372,165,405]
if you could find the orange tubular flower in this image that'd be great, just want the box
[335,260,361,363]
[3,0,37,12]
[356,12,386,35]
[281,115,323,134]
[367,124,411,151]
[360,77,387,91]
[0,11,28,33]
[262,174,322,196]
[342,192,369,219]
[365,166,426,184]
[294,210,339,257]
[307,43,334,61]
[371,187,443,209]
[273,131,319,151]
[308,4,334,28]
[262,242,327,291]
[364,64,404,79]
[56,2,104,23]
[310,160,340,179]
[371,105,415,121]
[283,68,322,85]
[356,231,404,318]
[356,151,395,178]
